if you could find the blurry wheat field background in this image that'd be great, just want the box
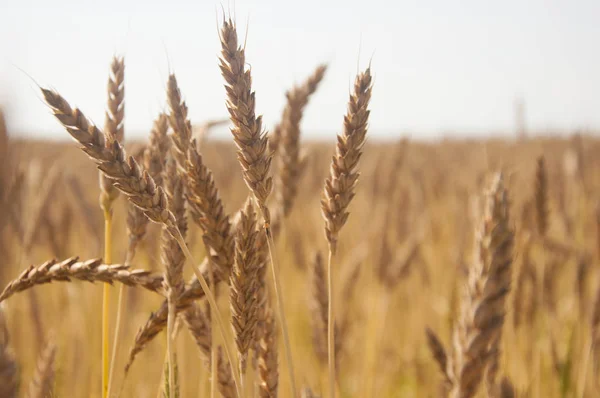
[2,133,600,397]
[1,18,600,398]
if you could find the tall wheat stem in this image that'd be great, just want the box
[107,283,125,397]
[171,230,242,398]
[209,260,217,398]
[264,222,297,398]
[102,209,113,398]
[327,249,335,398]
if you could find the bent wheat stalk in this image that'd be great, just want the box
[0,258,164,302]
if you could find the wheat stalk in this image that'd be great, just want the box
[100,56,125,397]
[449,173,513,398]
[320,67,372,398]
[219,17,297,397]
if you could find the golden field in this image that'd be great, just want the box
[1,132,599,397]
[1,18,599,398]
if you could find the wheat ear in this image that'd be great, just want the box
[275,64,327,220]
[449,173,513,398]
[168,73,228,398]
[27,338,56,398]
[230,199,261,387]
[258,308,278,398]
[161,157,187,398]
[126,113,170,263]
[321,67,372,398]
[0,310,18,398]
[0,258,164,302]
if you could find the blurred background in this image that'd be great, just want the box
[1,0,600,140]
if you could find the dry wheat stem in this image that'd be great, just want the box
[123,258,217,374]
[101,58,125,397]
[321,67,372,398]
[173,230,243,398]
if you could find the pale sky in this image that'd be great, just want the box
[1,0,599,140]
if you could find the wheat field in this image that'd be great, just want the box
[0,17,599,398]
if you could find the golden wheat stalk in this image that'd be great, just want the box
[321,67,372,398]
[449,173,513,398]
[100,55,125,398]
[219,17,295,397]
